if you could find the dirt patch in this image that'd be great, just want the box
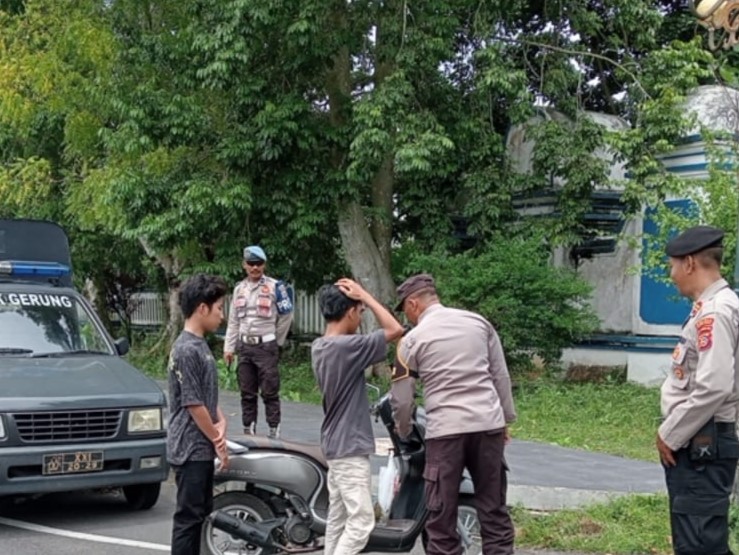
[565,364,626,384]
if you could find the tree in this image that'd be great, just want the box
[0,0,725,351]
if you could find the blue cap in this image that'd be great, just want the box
[243,245,267,262]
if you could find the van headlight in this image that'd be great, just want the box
[128,408,163,433]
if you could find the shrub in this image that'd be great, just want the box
[401,235,599,368]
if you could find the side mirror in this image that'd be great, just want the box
[115,337,130,356]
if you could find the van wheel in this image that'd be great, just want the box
[123,482,161,510]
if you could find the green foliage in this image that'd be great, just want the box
[401,235,599,366]
[639,133,739,286]
[0,0,735,347]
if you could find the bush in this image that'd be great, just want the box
[401,235,599,368]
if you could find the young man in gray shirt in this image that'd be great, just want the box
[312,278,404,555]
[167,274,230,555]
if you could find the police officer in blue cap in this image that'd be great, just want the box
[659,225,739,555]
[224,245,294,438]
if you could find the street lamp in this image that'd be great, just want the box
[690,0,739,49]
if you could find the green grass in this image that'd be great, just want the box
[511,380,662,462]
[512,494,739,555]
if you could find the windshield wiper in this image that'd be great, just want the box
[31,349,110,358]
[0,347,34,355]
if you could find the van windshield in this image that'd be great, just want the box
[0,292,112,356]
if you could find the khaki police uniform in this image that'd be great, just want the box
[224,275,293,432]
[391,302,516,555]
[660,226,739,555]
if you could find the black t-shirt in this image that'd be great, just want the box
[166,331,219,465]
[311,330,387,460]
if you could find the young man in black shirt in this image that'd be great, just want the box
[167,274,230,555]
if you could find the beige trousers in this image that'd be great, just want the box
[324,456,375,555]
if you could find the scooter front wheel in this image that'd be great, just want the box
[420,496,483,554]
[457,496,482,555]
[201,491,278,555]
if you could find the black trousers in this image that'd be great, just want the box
[237,341,280,427]
[171,460,214,555]
[663,429,738,555]
[424,429,514,555]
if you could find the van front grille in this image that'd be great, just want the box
[13,410,122,442]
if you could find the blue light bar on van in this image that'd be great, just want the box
[0,260,71,277]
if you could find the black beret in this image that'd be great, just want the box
[665,225,724,257]
[395,273,436,311]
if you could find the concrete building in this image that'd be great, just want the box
[506,85,739,384]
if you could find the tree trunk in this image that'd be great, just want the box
[326,1,398,377]
[337,200,397,307]
[164,285,181,345]
[337,200,397,379]
[371,154,394,270]
[138,237,183,352]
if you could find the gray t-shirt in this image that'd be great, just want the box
[166,331,219,466]
[312,330,387,460]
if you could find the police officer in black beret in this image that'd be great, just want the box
[658,225,739,555]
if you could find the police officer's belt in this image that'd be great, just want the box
[241,333,276,345]
[715,422,735,433]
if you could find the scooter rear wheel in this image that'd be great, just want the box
[201,491,277,555]
[420,496,482,554]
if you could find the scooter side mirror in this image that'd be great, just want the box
[366,383,381,401]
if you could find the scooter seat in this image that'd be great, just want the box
[233,435,328,468]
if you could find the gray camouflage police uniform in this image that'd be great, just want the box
[660,226,739,555]
[224,246,293,435]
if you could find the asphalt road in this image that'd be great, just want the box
[0,480,575,555]
[0,476,433,555]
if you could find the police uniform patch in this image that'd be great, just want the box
[690,300,703,319]
[390,359,409,381]
[234,297,246,308]
[672,342,687,364]
[698,331,713,351]
[391,338,417,382]
[275,281,294,315]
[696,316,714,352]
[674,366,685,380]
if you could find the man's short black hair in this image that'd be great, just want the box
[318,283,359,322]
[179,274,228,319]
[695,247,723,268]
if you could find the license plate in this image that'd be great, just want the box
[42,451,104,475]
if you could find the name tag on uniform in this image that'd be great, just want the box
[234,297,246,308]
[257,295,272,318]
